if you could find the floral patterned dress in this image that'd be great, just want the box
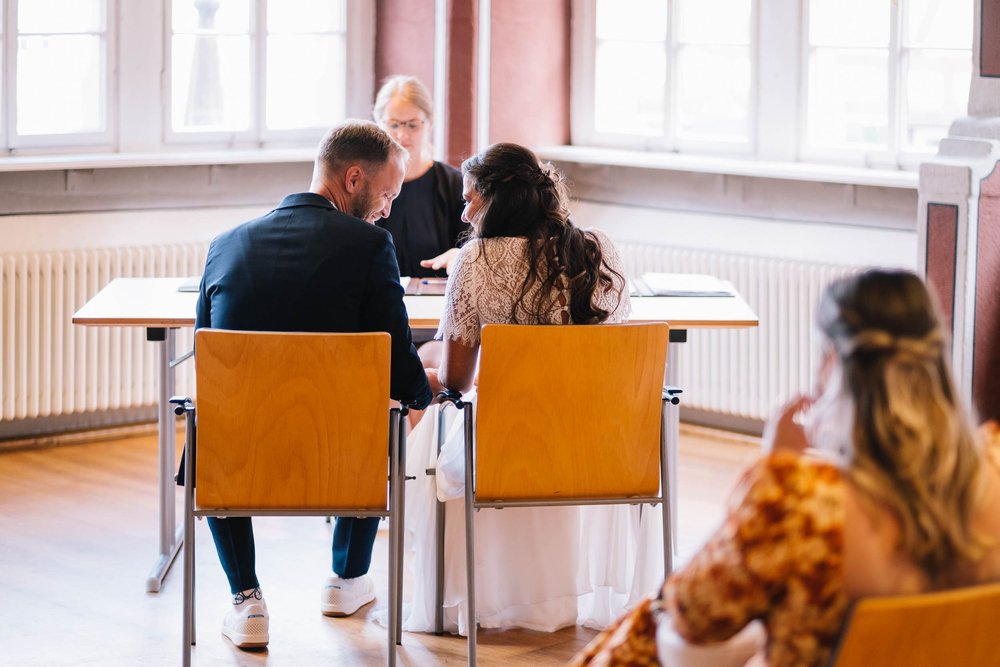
[573,452,847,667]
[663,452,847,666]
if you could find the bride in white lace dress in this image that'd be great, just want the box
[402,143,665,636]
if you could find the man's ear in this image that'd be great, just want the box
[344,165,364,194]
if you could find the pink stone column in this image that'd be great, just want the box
[375,0,436,89]
[919,0,1000,418]
[980,0,1000,77]
[489,0,571,147]
[974,168,1000,420]
[926,203,959,335]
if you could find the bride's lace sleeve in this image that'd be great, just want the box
[592,230,632,323]
[436,240,484,346]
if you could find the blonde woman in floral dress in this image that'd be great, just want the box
[574,268,1000,667]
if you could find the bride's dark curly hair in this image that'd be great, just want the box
[461,143,624,324]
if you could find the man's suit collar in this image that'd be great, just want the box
[276,192,337,211]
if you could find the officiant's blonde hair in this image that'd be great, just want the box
[373,75,433,124]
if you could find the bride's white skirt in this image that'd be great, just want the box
[402,401,665,636]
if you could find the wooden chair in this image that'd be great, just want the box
[828,581,1000,666]
[441,322,672,665]
[171,329,409,667]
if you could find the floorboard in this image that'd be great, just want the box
[0,424,759,666]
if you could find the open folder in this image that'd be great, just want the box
[639,272,735,297]
[402,277,448,296]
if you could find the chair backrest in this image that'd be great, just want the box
[474,322,669,502]
[194,329,391,512]
[829,581,1000,667]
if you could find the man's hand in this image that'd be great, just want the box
[419,247,459,274]
[426,368,445,403]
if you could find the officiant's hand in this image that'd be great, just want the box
[419,247,459,274]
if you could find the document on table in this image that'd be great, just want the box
[640,273,736,297]
[402,277,448,295]
[177,276,202,293]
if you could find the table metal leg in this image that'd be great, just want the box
[665,332,683,562]
[146,327,184,593]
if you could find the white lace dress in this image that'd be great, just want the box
[402,231,665,635]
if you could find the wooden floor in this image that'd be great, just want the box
[0,424,759,666]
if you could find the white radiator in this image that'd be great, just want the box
[617,242,858,422]
[1,240,854,431]
[0,244,207,424]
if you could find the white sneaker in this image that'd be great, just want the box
[320,574,376,616]
[222,587,269,649]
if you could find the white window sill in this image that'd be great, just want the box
[0,148,316,173]
[534,145,919,190]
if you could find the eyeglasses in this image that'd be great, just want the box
[383,119,426,132]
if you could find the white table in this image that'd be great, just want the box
[73,276,758,590]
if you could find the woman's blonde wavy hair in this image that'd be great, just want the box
[818,269,987,585]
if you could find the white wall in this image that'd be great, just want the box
[572,200,918,269]
[0,206,266,254]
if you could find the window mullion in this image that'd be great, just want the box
[568,0,597,146]
[254,0,265,144]
[665,0,677,149]
[747,0,759,156]
[105,0,118,151]
[5,0,17,150]
[797,0,812,162]
[757,0,800,161]
[121,0,167,151]
[886,0,902,164]
[2,0,10,151]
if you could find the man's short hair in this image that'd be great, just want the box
[317,119,407,173]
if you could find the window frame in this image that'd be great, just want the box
[162,0,358,147]
[571,0,972,170]
[571,0,758,156]
[2,0,118,152]
[797,0,902,168]
[0,0,373,156]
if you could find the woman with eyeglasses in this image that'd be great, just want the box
[373,75,468,278]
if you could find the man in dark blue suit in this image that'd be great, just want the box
[195,120,432,649]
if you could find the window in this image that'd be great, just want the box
[804,0,973,160]
[168,0,348,143]
[580,0,752,152]
[2,0,113,149]
[0,0,370,155]
[573,0,974,168]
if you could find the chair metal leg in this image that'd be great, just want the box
[665,343,681,561]
[659,398,673,574]
[395,411,407,647]
[463,404,477,666]
[180,404,196,667]
[191,413,198,647]
[191,533,196,647]
[387,409,400,667]
[434,405,447,635]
